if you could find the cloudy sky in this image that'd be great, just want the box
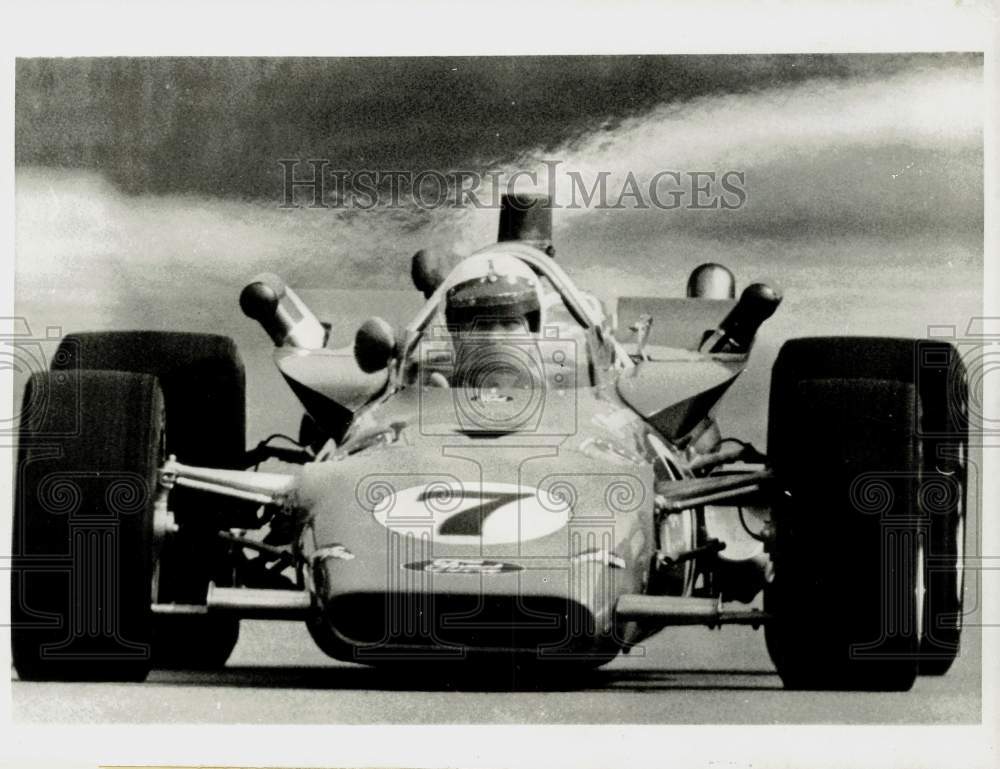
[14,54,984,442]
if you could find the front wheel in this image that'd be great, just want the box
[52,331,248,669]
[12,371,163,681]
[764,337,968,691]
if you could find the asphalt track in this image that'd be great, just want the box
[13,618,980,724]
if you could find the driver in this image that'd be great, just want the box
[429,254,545,390]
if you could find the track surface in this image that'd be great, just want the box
[13,620,980,724]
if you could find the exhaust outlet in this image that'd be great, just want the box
[700,283,782,354]
[240,272,327,348]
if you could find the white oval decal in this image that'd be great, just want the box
[374,481,570,545]
[403,558,523,574]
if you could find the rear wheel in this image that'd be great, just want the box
[12,371,162,681]
[764,337,968,690]
[51,331,250,669]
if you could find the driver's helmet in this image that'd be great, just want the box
[443,253,543,336]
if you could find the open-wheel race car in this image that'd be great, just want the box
[12,194,969,690]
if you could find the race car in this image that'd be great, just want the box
[12,193,968,690]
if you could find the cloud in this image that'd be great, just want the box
[484,61,982,245]
[16,57,983,304]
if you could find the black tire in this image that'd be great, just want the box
[764,337,967,691]
[52,331,246,481]
[52,331,249,670]
[150,615,241,670]
[12,370,162,681]
[915,343,968,675]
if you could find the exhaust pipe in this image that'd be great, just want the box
[687,263,736,299]
[700,283,782,354]
[240,272,327,349]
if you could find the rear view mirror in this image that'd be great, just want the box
[354,317,398,373]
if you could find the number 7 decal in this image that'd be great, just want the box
[373,482,571,544]
[423,488,534,536]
